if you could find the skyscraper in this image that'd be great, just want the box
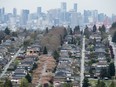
[0,9,2,22]
[70,12,78,28]
[20,9,29,25]
[1,7,5,15]
[61,2,67,12]
[74,3,77,12]
[37,7,42,15]
[13,8,17,17]
[92,10,98,23]
[1,7,5,22]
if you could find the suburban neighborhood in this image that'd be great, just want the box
[0,22,115,87]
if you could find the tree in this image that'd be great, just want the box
[20,78,29,87]
[69,28,73,35]
[109,81,115,87]
[102,25,106,32]
[23,40,30,50]
[111,22,116,28]
[63,82,73,87]
[53,50,59,62]
[84,25,90,38]
[99,25,106,33]
[45,27,49,34]
[100,68,108,79]
[99,26,102,33]
[4,78,12,87]
[4,27,10,35]
[112,31,116,43]
[108,62,115,77]
[93,25,97,32]
[32,63,38,70]
[95,79,100,87]
[82,77,90,87]
[25,73,32,83]
[43,46,48,54]
[74,25,80,34]
[12,32,18,37]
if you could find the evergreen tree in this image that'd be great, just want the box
[111,22,116,28]
[69,28,73,35]
[99,26,102,33]
[45,27,49,34]
[102,25,106,32]
[53,50,59,62]
[100,68,108,79]
[32,63,38,70]
[108,62,115,77]
[93,25,97,32]
[82,77,90,87]
[112,31,116,43]
[4,78,12,87]
[25,73,32,83]
[84,25,90,38]
[74,25,80,34]
[4,27,10,35]
[43,46,48,54]
[99,25,106,33]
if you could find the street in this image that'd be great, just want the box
[36,61,47,87]
[0,47,23,78]
[80,35,85,87]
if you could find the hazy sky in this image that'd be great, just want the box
[0,0,116,16]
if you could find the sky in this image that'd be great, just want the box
[0,0,116,16]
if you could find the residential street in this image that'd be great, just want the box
[0,47,23,78]
[108,35,116,73]
[36,61,47,87]
[80,35,85,87]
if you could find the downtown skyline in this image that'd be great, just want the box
[0,0,116,16]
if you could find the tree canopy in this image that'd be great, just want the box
[108,62,115,77]
[82,77,90,87]
[111,22,116,28]
[100,68,108,79]
[4,27,10,35]
[25,73,32,83]
[112,31,116,43]
[74,25,80,34]
[43,46,48,54]
[53,50,59,62]
[4,78,12,87]
[93,25,97,32]
[20,78,29,87]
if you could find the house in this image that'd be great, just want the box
[17,63,32,71]
[11,69,27,83]
[26,46,40,56]
[0,58,8,69]
[0,46,8,56]
[21,58,35,65]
